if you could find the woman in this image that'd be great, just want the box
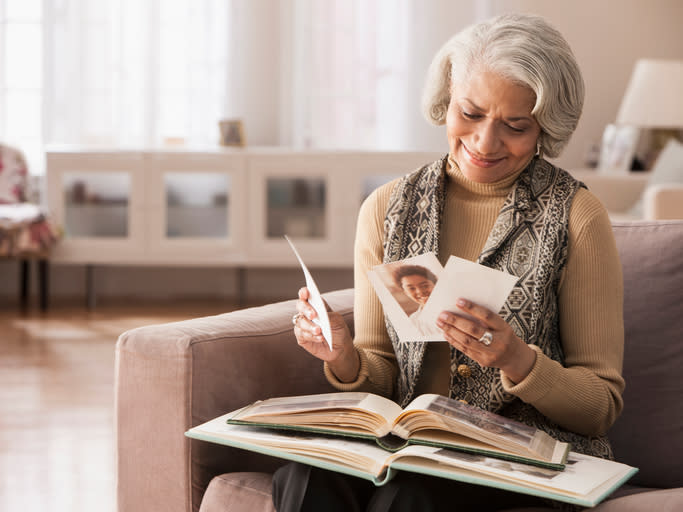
[283,13,624,511]
[392,264,441,338]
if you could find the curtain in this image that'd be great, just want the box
[0,0,44,184]
[286,0,413,149]
[285,0,485,151]
[43,0,232,148]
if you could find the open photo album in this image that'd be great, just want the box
[222,391,569,469]
[187,392,637,508]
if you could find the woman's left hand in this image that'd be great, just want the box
[436,298,536,384]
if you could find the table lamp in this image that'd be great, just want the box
[616,59,683,168]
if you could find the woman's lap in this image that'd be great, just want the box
[272,462,549,512]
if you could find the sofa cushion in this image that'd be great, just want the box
[199,472,275,512]
[591,487,683,512]
[609,221,683,488]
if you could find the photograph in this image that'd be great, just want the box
[368,254,519,343]
[368,253,445,341]
[427,395,536,446]
[219,118,246,147]
[240,393,367,415]
[434,449,561,480]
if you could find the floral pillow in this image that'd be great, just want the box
[0,144,29,204]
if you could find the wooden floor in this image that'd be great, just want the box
[0,300,243,512]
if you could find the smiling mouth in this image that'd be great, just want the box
[462,145,505,167]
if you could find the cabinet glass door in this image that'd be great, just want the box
[266,177,326,238]
[165,172,230,238]
[63,172,129,237]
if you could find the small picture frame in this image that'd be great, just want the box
[598,124,640,173]
[219,119,246,147]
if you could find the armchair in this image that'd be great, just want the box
[572,138,683,222]
[0,144,61,311]
[115,221,683,512]
[570,170,683,220]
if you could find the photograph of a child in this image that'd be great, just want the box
[392,264,442,337]
[367,253,445,341]
[367,253,519,343]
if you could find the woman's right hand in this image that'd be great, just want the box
[293,287,360,382]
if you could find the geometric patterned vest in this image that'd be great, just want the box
[383,154,613,459]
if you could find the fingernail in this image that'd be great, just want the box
[456,298,468,308]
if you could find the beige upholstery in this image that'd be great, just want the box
[572,171,647,214]
[198,473,275,512]
[642,184,683,219]
[115,221,683,512]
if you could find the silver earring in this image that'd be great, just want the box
[536,141,543,157]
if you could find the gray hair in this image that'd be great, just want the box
[421,13,584,158]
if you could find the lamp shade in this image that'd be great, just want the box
[616,59,683,128]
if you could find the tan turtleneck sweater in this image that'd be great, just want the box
[324,159,625,437]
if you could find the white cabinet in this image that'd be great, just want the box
[46,147,443,268]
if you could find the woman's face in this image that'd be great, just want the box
[400,274,435,305]
[446,70,542,183]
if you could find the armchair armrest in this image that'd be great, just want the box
[115,288,355,512]
[570,170,647,213]
[643,183,683,219]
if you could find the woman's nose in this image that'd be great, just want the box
[473,122,501,154]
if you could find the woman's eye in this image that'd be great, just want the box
[462,111,480,120]
[507,124,526,133]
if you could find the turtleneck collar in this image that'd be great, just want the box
[446,154,531,198]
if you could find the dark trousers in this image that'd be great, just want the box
[272,462,550,512]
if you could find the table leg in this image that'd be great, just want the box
[38,259,49,312]
[237,267,247,308]
[86,264,97,310]
[20,259,30,311]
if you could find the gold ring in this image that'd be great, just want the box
[478,331,493,346]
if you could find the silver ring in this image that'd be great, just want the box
[478,331,493,346]
[292,313,302,327]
